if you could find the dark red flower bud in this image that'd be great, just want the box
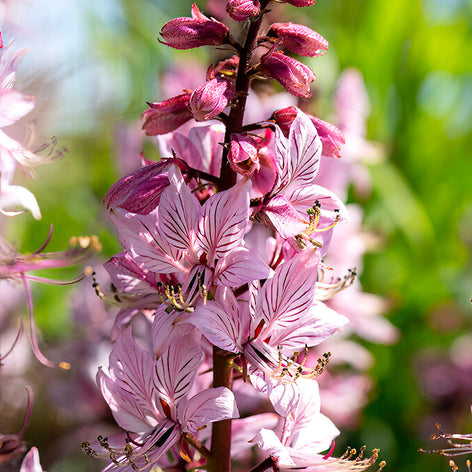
[160,4,229,50]
[226,0,260,22]
[267,23,328,57]
[141,92,193,136]
[189,77,235,121]
[260,50,315,98]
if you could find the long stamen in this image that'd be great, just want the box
[0,320,24,363]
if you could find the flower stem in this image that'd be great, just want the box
[219,1,270,191]
[208,346,234,472]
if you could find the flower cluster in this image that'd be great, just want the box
[80,2,388,472]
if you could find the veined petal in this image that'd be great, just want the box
[251,429,296,466]
[159,165,200,253]
[263,194,307,239]
[107,329,160,421]
[253,248,320,338]
[188,296,242,353]
[110,208,186,273]
[98,367,156,433]
[104,252,158,295]
[285,183,348,223]
[154,331,204,410]
[268,301,348,349]
[179,387,239,433]
[198,179,250,264]
[214,247,270,287]
[273,110,322,195]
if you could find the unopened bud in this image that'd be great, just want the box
[281,0,316,6]
[226,0,260,22]
[260,50,315,98]
[160,4,229,50]
[189,77,235,121]
[141,92,193,136]
[267,23,328,57]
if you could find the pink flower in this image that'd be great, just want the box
[189,76,235,121]
[95,328,238,470]
[257,110,347,250]
[141,92,193,136]
[188,249,347,383]
[260,49,315,98]
[267,23,328,57]
[226,0,260,21]
[160,4,229,50]
[109,166,270,311]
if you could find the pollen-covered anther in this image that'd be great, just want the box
[158,282,195,313]
[272,346,330,383]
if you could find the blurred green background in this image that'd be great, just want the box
[3,0,472,471]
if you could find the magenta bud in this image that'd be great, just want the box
[189,77,235,121]
[272,106,345,158]
[281,0,316,6]
[226,0,260,21]
[228,134,260,176]
[141,92,193,136]
[160,3,230,50]
[260,50,315,98]
[267,23,328,57]
[104,161,171,214]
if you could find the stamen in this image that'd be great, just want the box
[0,320,24,364]
[296,204,341,249]
[315,268,356,301]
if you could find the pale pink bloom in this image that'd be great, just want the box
[109,166,269,311]
[0,45,43,218]
[19,448,44,472]
[260,48,316,98]
[188,249,347,384]
[256,110,347,251]
[159,3,229,50]
[267,23,328,57]
[252,379,340,467]
[189,76,235,121]
[96,328,238,470]
[226,0,260,21]
[253,380,380,471]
